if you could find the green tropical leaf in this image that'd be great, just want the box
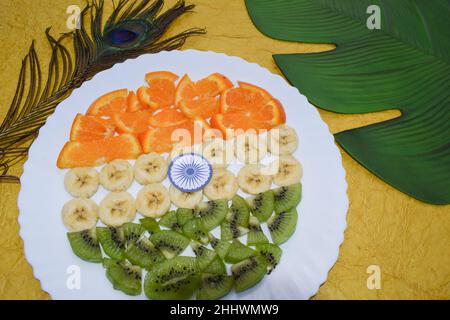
[245,0,450,204]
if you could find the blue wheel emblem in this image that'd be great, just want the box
[168,153,212,192]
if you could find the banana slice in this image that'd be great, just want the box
[169,143,202,162]
[136,183,171,218]
[204,168,238,200]
[268,125,298,155]
[62,198,98,232]
[273,155,303,186]
[235,133,267,164]
[99,191,136,227]
[134,153,168,185]
[100,160,134,192]
[237,164,273,195]
[64,167,99,198]
[202,138,234,168]
[169,184,203,209]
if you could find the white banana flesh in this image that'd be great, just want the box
[100,160,134,192]
[99,191,136,227]
[235,133,267,164]
[64,167,99,198]
[136,183,171,218]
[237,164,273,195]
[204,168,238,200]
[268,125,298,155]
[202,138,234,168]
[62,198,99,232]
[134,153,168,185]
[169,184,203,209]
[273,155,303,186]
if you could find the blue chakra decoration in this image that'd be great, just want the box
[168,153,212,193]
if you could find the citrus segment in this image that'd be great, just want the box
[175,73,233,120]
[86,89,128,117]
[145,71,179,84]
[70,114,115,142]
[57,134,142,168]
[126,91,145,112]
[140,120,206,154]
[211,113,274,138]
[113,110,152,134]
[148,108,189,127]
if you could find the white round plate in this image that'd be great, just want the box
[18,50,348,300]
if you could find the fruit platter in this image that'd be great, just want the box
[18,50,348,300]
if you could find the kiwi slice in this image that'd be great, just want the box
[247,216,269,246]
[122,222,146,244]
[246,190,274,222]
[176,208,195,226]
[125,236,165,268]
[149,230,190,259]
[103,258,142,296]
[273,183,302,214]
[267,208,298,245]
[256,243,282,273]
[158,210,182,232]
[182,218,209,244]
[225,239,255,263]
[209,234,231,259]
[191,242,217,271]
[228,195,250,227]
[139,217,160,234]
[220,220,248,241]
[232,255,268,293]
[195,199,228,230]
[67,228,102,263]
[203,256,227,275]
[96,227,125,261]
[197,274,234,300]
[144,256,199,300]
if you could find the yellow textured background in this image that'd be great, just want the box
[0,0,449,299]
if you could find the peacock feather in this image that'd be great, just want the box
[0,0,204,182]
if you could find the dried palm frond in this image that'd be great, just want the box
[0,0,204,182]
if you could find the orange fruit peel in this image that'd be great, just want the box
[86,89,128,117]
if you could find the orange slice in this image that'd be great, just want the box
[57,134,142,168]
[86,89,128,117]
[175,73,233,119]
[70,114,115,142]
[126,91,145,112]
[137,71,179,109]
[211,113,274,138]
[148,108,189,127]
[140,119,207,154]
[113,110,152,134]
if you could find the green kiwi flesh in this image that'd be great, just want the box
[209,235,231,259]
[149,230,190,259]
[67,228,102,263]
[125,237,165,268]
[247,216,269,246]
[122,222,146,244]
[144,256,199,300]
[273,183,302,214]
[139,217,160,234]
[232,255,268,292]
[195,199,228,230]
[191,242,217,271]
[182,218,209,244]
[246,190,274,222]
[256,243,282,273]
[103,258,142,296]
[197,274,234,300]
[159,211,182,232]
[203,256,227,275]
[220,220,248,241]
[176,208,195,226]
[96,227,125,261]
[228,195,250,227]
[225,239,255,263]
[267,208,298,245]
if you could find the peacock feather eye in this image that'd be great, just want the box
[105,20,147,48]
